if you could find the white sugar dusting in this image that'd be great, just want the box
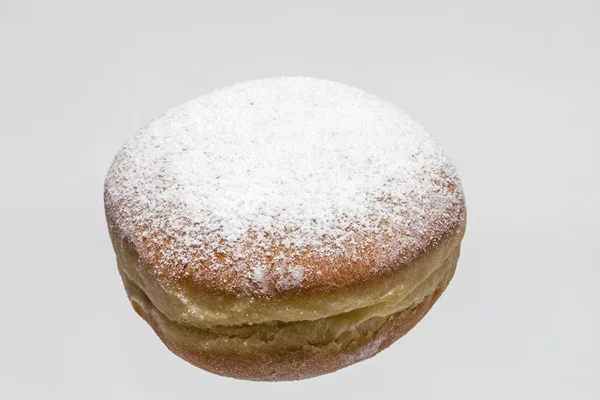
[276,266,305,291]
[105,77,464,295]
[342,336,385,366]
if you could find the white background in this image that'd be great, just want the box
[1,1,599,398]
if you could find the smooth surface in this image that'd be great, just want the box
[1,0,599,398]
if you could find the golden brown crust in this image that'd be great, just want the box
[105,193,465,300]
[108,177,465,381]
[109,218,465,328]
[124,259,455,381]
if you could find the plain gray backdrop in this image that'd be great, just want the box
[1,1,599,399]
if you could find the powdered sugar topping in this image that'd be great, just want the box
[105,77,464,295]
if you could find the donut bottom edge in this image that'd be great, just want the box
[120,250,459,381]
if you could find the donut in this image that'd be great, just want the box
[104,77,466,381]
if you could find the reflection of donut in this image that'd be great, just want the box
[104,77,467,381]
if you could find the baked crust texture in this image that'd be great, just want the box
[120,244,459,381]
[104,77,467,380]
